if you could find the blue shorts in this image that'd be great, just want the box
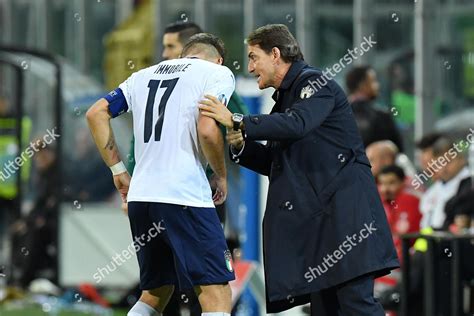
[127,202,235,290]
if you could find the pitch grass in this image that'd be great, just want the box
[0,307,128,315]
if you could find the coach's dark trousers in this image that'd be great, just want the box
[310,274,385,316]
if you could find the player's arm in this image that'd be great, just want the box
[198,113,227,205]
[199,66,235,205]
[86,98,120,167]
[86,89,131,210]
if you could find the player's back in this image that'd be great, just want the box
[119,58,235,207]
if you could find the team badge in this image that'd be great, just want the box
[224,250,233,272]
[300,85,315,99]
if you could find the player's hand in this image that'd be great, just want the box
[113,172,131,206]
[211,175,227,206]
[121,201,128,216]
[198,94,233,128]
[226,128,244,151]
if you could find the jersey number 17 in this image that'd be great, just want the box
[144,78,179,143]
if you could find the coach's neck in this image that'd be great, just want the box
[273,62,292,89]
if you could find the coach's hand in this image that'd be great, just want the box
[226,128,244,150]
[113,172,131,209]
[211,175,227,206]
[199,94,233,128]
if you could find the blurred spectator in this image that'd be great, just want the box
[0,95,33,263]
[388,63,415,126]
[415,132,444,183]
[162,22,203,61]
[0,96,15,246]
[366,141,398,177]
[367,140,421,194]
[443,176,473,231]
[346,65,404,152]
[10,139,58,288]
[64,129,115,202]
[419,137,470,230]
[377,165,422,261]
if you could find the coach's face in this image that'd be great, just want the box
[247,44,279,89]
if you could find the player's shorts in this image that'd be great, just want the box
[127,202,235,290]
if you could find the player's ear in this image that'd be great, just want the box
[217,57,224,65]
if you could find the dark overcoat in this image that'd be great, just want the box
[231,60,400,313]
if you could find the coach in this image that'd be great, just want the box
[199,24,399,315]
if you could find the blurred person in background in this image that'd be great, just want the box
[0,95,15,252]
[419,136,470,230]
[377,165,421,260]
[346,66,404,152]
[10,139,58,288]
[442,140,474,231]
[366,141,398,177]
[447,190,474,234]
[0,95,33,268]
[414,132,444,183]
[162,22,203,61]
[375,165,421,313]
[366,140,421,194]
[64,129,115,202]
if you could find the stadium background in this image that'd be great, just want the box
[0,0,474,315]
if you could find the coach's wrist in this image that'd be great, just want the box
[230,141,245,158]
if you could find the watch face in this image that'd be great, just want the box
[232,113,244,122]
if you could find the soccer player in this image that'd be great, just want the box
[162,22,203,61]
[86,33,235,316]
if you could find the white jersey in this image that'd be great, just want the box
[119,58,235,207]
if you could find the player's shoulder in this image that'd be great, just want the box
[127,64,159,80]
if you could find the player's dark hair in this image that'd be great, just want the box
[378,165,405,181]
[181,33,226,62]
[345,65,372,94]
[164,22,203,45]
[416,132,444,150]
[246,24,303,63]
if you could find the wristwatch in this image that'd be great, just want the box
[232,113,244,131]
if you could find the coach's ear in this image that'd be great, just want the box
[271,47,282,64]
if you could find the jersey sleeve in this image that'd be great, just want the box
[204,66,235,107]
[117,73,136,113]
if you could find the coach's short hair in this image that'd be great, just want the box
[246,24,303,63]
[181,33,226,62]
[164,22,203,45]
